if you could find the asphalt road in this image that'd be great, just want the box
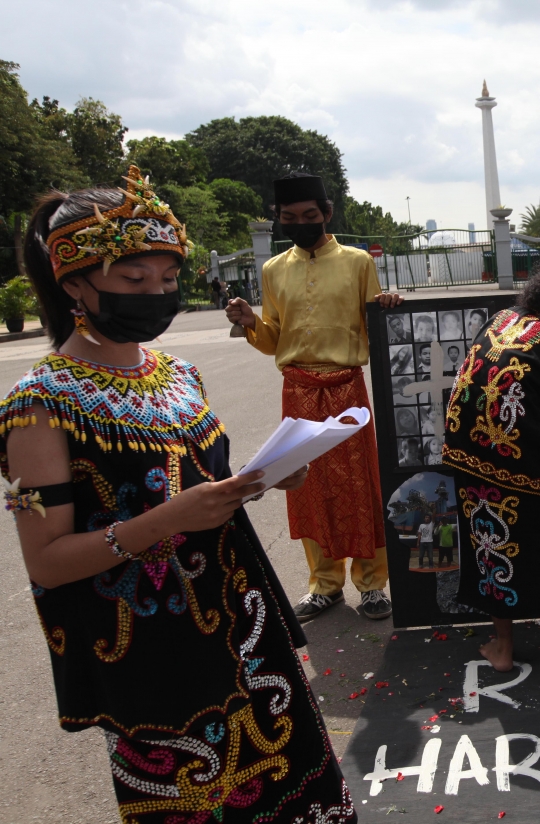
[0,308,393,824]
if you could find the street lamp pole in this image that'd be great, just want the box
[406,196,412,226]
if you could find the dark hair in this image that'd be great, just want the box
[516,267,540,316]
[273,199,333,221]
[448,345,460,354]
[396,376,411,388]
[419,342,431,352]
[24,188,124,349]
[470,308,487,322]
[414,314,434,328]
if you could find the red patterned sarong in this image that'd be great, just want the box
[282,365,385,561]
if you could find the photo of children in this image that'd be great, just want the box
[423,435,443,465]
[420,405,437,434]
[386,306,493,470]
[438,310,464,340]
[398,437,423,466]
[414,342,432,377]
[412,312,437,342]
[395,406,419,436]
[392,376,416,404]
[387,313,412,344]
[442,341,465,375]
[389,344,414,375]
[465,307,488,343]
[387,472,459,573]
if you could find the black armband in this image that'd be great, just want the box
[18,481,74,508]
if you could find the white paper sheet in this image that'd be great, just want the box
[238,406,370,502]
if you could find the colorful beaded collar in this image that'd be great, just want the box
[0,349,225,456]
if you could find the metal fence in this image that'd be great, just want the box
[272,230,498,291]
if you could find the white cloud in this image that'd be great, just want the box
[2,0,540,230]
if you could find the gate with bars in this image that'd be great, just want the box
[272,229,497,291]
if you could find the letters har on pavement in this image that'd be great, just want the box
[341,624,540,821]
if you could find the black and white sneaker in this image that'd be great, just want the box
[361,590,392,620]
[294,591,344,623]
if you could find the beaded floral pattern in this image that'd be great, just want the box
[460,484,520,607]
[70,454,219,664]
[0,349,225,456]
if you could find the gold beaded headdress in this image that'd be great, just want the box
[46,165,189,281]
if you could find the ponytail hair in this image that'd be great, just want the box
[24,188,124,349]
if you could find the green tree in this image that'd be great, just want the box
[125,136,209,188]
[187,116,349,228]
[343,195,422,252]
[0,63,87,276]
[65,97,127,185]
[0,64,84,215]
[208,178,262,248]
[161,184,229,253]
[520,204,540,238]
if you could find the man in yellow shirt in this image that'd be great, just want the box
[226,172,403,622]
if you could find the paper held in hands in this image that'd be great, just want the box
[238,406,370,502]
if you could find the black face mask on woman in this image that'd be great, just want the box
[281,222,324,249]
[81,281,180,343]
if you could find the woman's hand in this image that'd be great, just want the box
[225,298,257,330]
[161,471,265,532]
[272,465,309,492]
[374,292,404,308]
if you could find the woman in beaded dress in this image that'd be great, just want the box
[0,169,357,823]
[443,277,540,673]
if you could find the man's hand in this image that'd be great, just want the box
[225,298,257,331]
[272,465,309,492]
[374,292,404,309]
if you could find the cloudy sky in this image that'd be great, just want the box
[3,0,540,231]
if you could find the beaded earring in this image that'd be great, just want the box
[71,303,100,345]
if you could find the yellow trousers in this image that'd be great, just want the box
[303,538,388,596]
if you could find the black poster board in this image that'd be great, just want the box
[367,295,516,628]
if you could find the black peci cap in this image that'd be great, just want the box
[273,172,327,206]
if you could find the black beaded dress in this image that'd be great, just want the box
[0,348,356,824]
[443,307,540,620]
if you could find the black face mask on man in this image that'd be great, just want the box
[81,280,180,343]
[281,222,325,250]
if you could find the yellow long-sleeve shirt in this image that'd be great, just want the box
[246,235,382,371]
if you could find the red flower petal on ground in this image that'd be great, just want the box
[439,709,447,714]
[396,772,404,781]
[375,681,389,689]
[438,634,448,641]
[340,673,346,678]
[434,805,444,814]
[421,725,432,730]
[337,756,342,763]
[469,691,477,697]
[302,654,309,661]
[429,715,439,722]
[360,688,368,695]
[388,692,394,696]
[498,813,506,819]
[444,673,451,677]
[349,692,360,700]
[433,631,439,637]
[391,635,399,640]
[323,668,332,675]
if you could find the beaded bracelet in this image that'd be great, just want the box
[105,521,135,561]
